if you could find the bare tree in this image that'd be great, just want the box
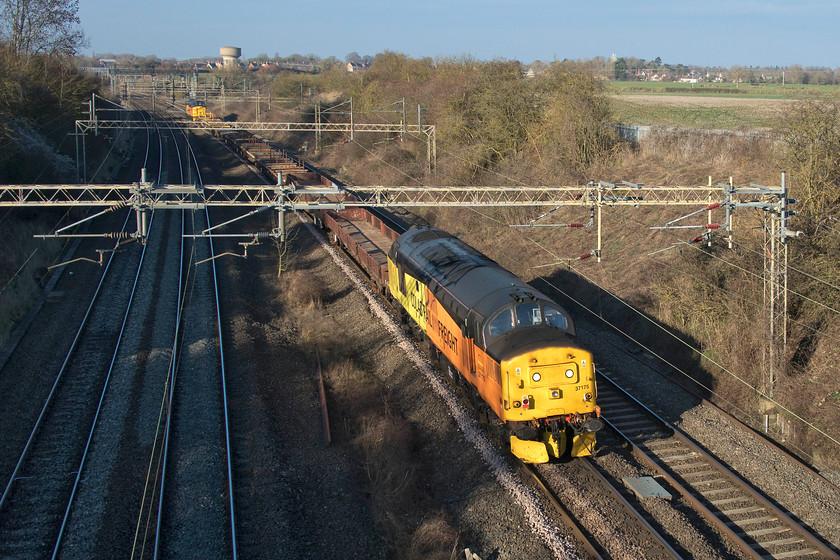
[1,0,87,56]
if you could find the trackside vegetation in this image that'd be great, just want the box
[257,52,840,474]
[0,11,98,348]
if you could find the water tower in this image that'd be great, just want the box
[220,46,242,67]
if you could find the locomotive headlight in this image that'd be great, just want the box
[565,369,575,378]
[532,372,541,382]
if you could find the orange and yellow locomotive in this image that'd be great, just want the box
[388,227,602,463]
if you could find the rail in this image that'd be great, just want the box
[597,369,839,560]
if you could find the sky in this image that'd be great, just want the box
[79,0,840,68]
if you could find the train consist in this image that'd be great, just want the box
[222,130,603,463]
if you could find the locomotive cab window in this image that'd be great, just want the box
[543,305,568,330]
[486,308,514,339]
[516,303,541,327]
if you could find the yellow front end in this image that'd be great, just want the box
[504,347,599,462]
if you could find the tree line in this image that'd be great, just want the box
[0,0,95,182]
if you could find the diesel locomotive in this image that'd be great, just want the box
[186,99,214,121]
[388,227,602,463]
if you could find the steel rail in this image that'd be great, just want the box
[577,459,684,560]
[0,212,132,513]
[51,110,161,559]
[193,121,239,560]
[206,196,239,560]
[51,210,156,559]
[148,112,238,559]
[151,106,190,560]
[519,463,605,560]
[596,370,840,560]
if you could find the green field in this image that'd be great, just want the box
[607,82,840,129]
[608,81,840,100]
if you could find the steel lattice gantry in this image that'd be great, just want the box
[0,180,785,253]
[73,117,438,179]
[0,182,730,210]
[75,120,434,135]
[0,178,795,395]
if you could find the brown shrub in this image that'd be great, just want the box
[406,513,460,560]
[323,359,380,411]
[353,411,418,509]
[280,269,327,308]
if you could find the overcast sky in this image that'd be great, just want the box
[79,0,839,68]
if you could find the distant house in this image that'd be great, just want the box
[99,58,116,68]
[346,61,369,72]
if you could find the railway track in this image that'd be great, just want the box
[595,368,839,560]
[0,212,142,559]
[124,106,238,558]
[150,206,235,558]
[0,109,163,559]
[0,101,242,558]
[522,459,683,560]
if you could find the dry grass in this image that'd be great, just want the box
[280,269,328,307]
[282,261,460,557]
[407,514,460,560]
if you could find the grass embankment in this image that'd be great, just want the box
[0,214,68,348]
[0,51,100,349]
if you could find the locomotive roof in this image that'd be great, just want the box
[390,227,574,340]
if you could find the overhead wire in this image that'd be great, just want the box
[731,238,840,292]
[627,213,840,344]
[627,213,840,316]
[643,250,840,345]
[538,268,840,458]
[343,108,840,455]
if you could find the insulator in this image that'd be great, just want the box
[706,223,720,229]
[705,202,721,210]
[107,200,129,212]
[689,236,704,244]
[579,253,592,260]
[105,231,133,239]
[568,222,585,228]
